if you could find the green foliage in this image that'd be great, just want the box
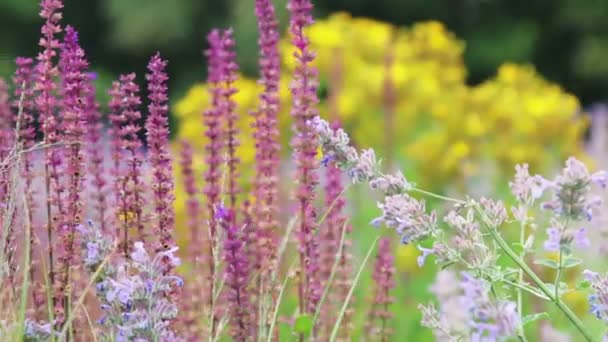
[293,314,313,335]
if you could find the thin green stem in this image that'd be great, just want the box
[555,248,564,302]
[517,212,528,342]
[485,224,592,342]
[411,188,465,204]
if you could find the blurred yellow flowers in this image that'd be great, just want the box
[175,12,586,191]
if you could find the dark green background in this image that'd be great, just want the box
[1,0,607,106]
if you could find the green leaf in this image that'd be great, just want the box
[522,312,549,326]
[534,258,559,269]
[562,256,583,269]
[511,242,525,255]
[294,314,313,335]
[576,280,590,290]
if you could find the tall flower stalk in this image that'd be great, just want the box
[179,140,205,338]
[57,25,88,321]
[288,0,322,315]
[36,0,64,305]
[203,28,227,336]
[145,53,176,257]
[0,78,13,213]
[367,237,395,341]
[219,208,252,341]
[84,73,108,233]
[217,31,240,220]
[12,57,44,312]
[0,78,16,284]
[252,0,282,283]
[110,74,145,257]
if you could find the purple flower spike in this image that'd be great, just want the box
[252,0,282,282]
[221,209,252,341]
[12,57,42,310]
[145,53,176,258]
[109,73,146,256]
[56,24,89,323]
[367,237,396,339]
[36,0,65,320]
[83,68,108,233]
[288,0,322,315]
[583,270,608,324]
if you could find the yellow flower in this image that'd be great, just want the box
[174,14,587,195]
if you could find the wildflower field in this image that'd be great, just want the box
[1,0,608,341]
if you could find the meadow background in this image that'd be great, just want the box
[2,0,608,340]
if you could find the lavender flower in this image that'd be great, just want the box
[77,220,112,271]
[461,273,519,341]
[543,218,594,253]
[372,194,437,244]
[542,157,606,220]
[583,269,608,323]
[310,116,359,170]
[420,272,520,342]
[288,0,322,314]
[87,241,183,340]
[509,163,549,205]
[24,319,54,340]
[145,53,176,257]
[311,116,416,195]
[419,271,469,340]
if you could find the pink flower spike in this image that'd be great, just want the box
[220,209,252,341]
[36,0,64,314]
[367,237,396,339]
[252,0,282,281]
[145,53,176,258]
[83,72,108,233]
[109,73,145,257]
[288,0,322,314]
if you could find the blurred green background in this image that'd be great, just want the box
[1,0,607,106]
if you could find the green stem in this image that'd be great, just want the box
[555,248,563,302]
[517,215,529,342]
[411,188,465,204]
[486,226,593,342]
